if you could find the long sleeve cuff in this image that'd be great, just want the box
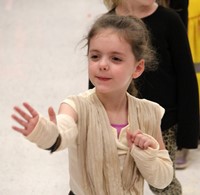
[26,115,59,149]
[130,135,173,189]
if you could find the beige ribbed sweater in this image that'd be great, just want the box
[70,92,168,195]
[27,90,173,195]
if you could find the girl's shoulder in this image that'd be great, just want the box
[128,94,165,117]
[77,88,95,98]
[129,94,159,106]
[61,89,95,112]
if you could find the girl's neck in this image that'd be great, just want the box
[97,92,126,109]
[96,92,128,124]
[116,1,158,19]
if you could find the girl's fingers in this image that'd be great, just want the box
[12,102,40,136]
[48,107,57,124]
[126,130,135,147]
[23,102,38,118]
[12,103,38,123]
[131,130,143,137]
[135,135,152,149]
[13,106,32,122]
[143,141,150,149]
[12,126,26,135]
[126,130,155,149]
[138,139,146,149]
[11,114,28,128]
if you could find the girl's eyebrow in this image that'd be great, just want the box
[112,51,126,56]
[88,49,99,53]
[89,49,126,56]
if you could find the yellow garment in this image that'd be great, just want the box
[196,73,200,101]
[188,0,200,63]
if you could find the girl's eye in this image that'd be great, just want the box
[89,54,99,61]
[112,57,122,62]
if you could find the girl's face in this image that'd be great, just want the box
[88,29,144,94]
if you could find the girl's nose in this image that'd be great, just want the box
[100,66,108,71]
[99,58,109,71]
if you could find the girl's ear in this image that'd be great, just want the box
[132,59,145,79]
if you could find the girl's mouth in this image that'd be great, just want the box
[96,76,111,81]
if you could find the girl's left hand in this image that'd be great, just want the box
[126,129,157,150]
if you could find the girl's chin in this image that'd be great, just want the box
[95,86,112,93]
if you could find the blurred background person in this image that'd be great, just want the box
[158,0,200,170]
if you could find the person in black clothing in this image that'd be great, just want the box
[157,0,189,29]
[89,0,200,194]
[169,0,189,29]
[162,0,192,170]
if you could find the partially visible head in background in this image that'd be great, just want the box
[103,0,121,9]
[103,0,169,9]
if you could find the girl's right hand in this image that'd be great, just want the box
[12,102,57,136]
[11,102,40,136]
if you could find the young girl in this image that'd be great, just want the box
[11,14,173,195]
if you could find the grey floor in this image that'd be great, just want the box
[1,0,200,194]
